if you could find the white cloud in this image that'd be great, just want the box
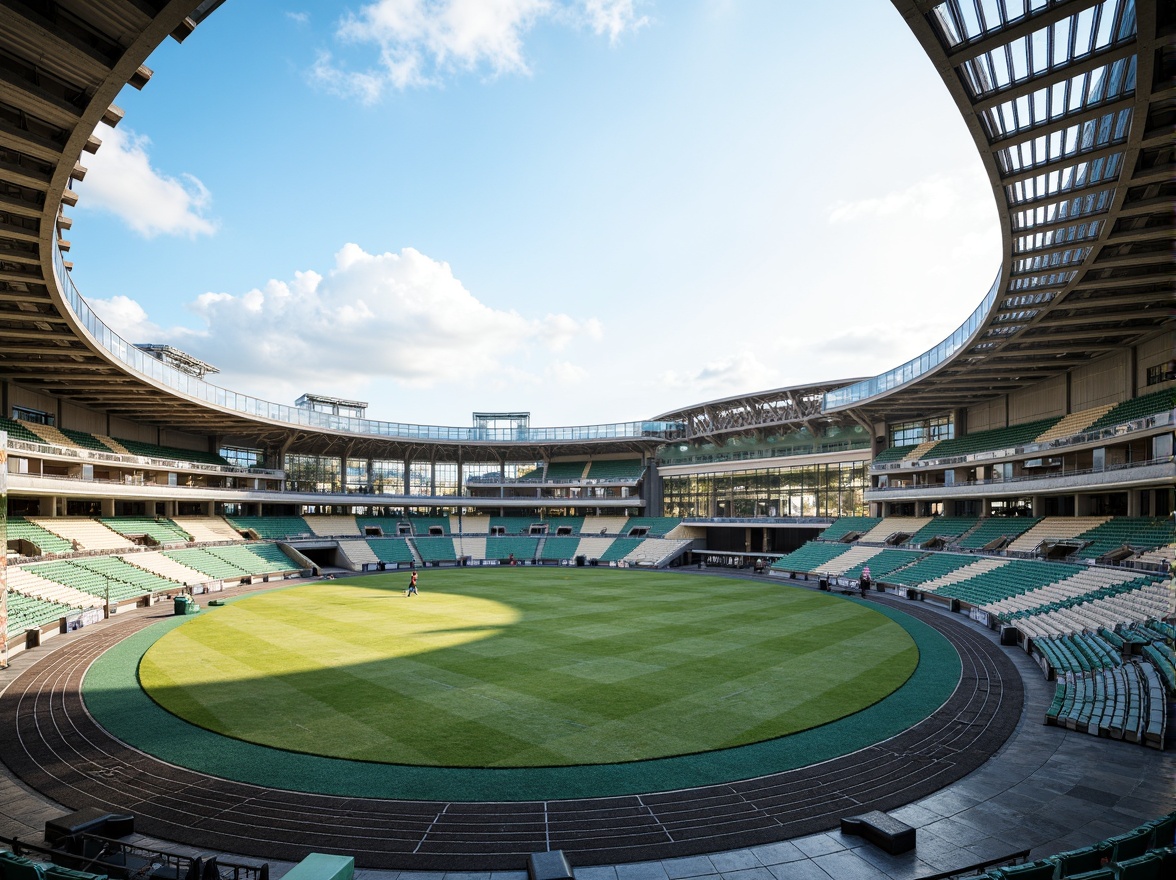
[660,351,778,397]
[311,0,648,100]
[826,169,993,227]
[97,244,603,403]
[76,124,216,238]
[286,11,310,25]
[578,0,649,43]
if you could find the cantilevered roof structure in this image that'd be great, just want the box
[825,0,1173,423]
[0,0,1169,458]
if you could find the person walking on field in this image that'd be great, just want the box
[406,570,419,597]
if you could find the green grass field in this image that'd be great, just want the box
[140,569,918,768]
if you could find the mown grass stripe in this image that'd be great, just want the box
[85,576,958,802]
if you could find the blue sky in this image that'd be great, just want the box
[69,0,1000,429]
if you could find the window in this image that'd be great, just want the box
[12,406,52,426]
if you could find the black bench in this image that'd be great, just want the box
[840,810,915,854]
[45,807,135,846]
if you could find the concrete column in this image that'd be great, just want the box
[1031,496,1045,517]
[38,496,59,517]
[1128,491,1141,517]
[100,498,115,517]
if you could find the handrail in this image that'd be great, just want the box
[872,455,1172,490]
[871,410,1174,472]
[6,437,284,477]
[50,245,684,444]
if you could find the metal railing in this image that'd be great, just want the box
[7,437,284,477]
[51,245,685,444]
[871,411,1174,472]
[823,271,1002,409]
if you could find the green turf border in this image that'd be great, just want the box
[83,587,959,802]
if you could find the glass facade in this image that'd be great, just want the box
[658,426,871,466]
[662,461,867,519]
[891,416,955,447]
[408,461,432,496]
[285,453,342,493]
[434,463,459,496]
[220,446,265,469]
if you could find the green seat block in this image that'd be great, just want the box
[1051,845,1112,878]
[1112,853,1162,880]
[45,867,107,880]
[1108,827,1154,862]
[281,854,354,880]
[0,852,46,880]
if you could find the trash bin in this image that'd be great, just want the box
[173,596,190,616]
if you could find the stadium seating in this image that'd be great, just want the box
[5,517,74,555]
[770,541,853,573]
[620,517,682,537]
[305,516,362,537]
[100,517,192,544]
[885,553,977,587]
[164,548,278,581]
[455,535,486,560]
[914,557,1012,593]
[7,566,99,608]
[599,537,643,562]
[904,517,978,547]
[585,459,645,481]
[818,517,881,541]
[129,551,210,585]
[957,516,1040,550]
[1084,388,1176,433]
[225,516,312,539]
[367,537,417,565]
[928,559,1085,606]
[337,539,379,566]
[1032,404,1115,443]
[918,417,1061,460]
[623,538,693,566]
[171,517,244,543]
[4,592,73,636]
[489,516,534,535]
[0,415,47,444]
[836,549,926,580]
[539,536,580,561]
[872,444,919,463]
[111,437,231,466]
[544,516,585,535]
[820,545,884,576]
[486,536,540,562]
[1072,518,1175,561]
[544,461,588,480]
[580,516,629,536]
[859,517,932,544]
[1006,517,1110,554]
[412,536,457,563]
[574,536,617,560]
[59,427,117,452]
[29,518,134,552]
[455,515,490,534]
[238,543,301,571]
[355,516,407,536]
[26,560,153,604]
[407,516,450,535]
